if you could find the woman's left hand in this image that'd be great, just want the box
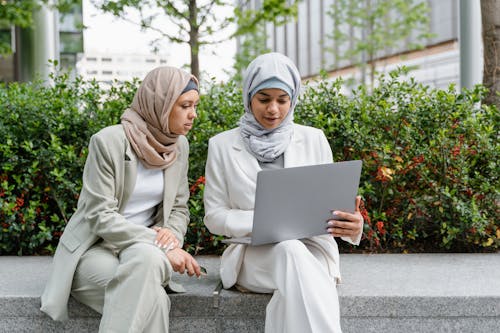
[326,196,364,238]
[152,226,180,251]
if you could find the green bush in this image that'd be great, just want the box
[296,69,499,252]
[184,81,243,254]
[0,72,138,255]
[0,68,498,255]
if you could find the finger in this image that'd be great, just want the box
[168,258,180,272]
[177,261,185,274]
[185,259,195,276]
[191,259,202,277]
[157,235,171,248]
[332,210,349,221]
[328,227,355,237]
[162,238,179,249]
[164,242,175,252]
[327,216,352,227]
[327,227,346,237]
[157,234,176,249]
[329,219,360,229]
[154,229,168,245]
[355,196,361,212]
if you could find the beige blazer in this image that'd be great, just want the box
[204,124,361,289]
[40,125,190,321]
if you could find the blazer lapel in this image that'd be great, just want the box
[232,135,261,185]
[284,126,305,167]
[120,140,137,211]
[162,147,183,215]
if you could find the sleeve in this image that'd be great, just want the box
[318,130,334,164]
[318,130,362,245]
[203,137,253,238]
[77,133,156,250]
[152,138,190,246]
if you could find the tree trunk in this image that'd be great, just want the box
[480,0,500,109]
[189,0,199,78]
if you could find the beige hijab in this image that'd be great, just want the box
[121,66,198,169]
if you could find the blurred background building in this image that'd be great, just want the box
[0,0,483,89]
[240,0,482,90]
[76,53,169,85]
[0,2,83,83]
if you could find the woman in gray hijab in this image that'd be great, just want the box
[204,53,364,332]
[41,67,202,332]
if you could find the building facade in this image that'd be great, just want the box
[76,53,169,86]
[241,0,463,89]
[0,3,84,83]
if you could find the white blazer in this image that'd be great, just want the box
[204,124,361,288]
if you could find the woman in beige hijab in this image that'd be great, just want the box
[41,67,201,332]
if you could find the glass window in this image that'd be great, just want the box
[59,32,83,54]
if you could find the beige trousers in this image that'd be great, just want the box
[236,239,342,333]
[71,242,173,333]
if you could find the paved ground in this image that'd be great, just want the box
[1,253,499,333]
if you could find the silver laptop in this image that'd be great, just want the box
[223,160,362,246]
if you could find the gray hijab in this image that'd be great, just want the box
[239,52,302,162]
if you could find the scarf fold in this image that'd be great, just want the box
[120,66,198,169]
[239,111,293,162]
[239,53,301,163]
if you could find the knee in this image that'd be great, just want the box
[273,240,307,260]
[122,243,167,275]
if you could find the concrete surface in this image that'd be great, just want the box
[1,253,499,333]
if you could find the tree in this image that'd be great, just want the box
[0,0,40,54]
[96,0,235,79]
[231,24,270,82]
[480,0,500,110]
[95,0,299,79]
[327,0,432,88]
[231,0,300,81]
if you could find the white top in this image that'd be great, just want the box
[122,161,164,226]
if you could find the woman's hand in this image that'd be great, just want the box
[166,248,202,277]
[152,226,179,251]
[326,196,364,238]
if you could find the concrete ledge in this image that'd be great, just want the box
[1,253,499,333]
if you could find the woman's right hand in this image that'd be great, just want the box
[152,226,179,251]
[165,248,202,277]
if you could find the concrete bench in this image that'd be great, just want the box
[1,253,499,333]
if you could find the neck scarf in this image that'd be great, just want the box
[239,53,301,162]
[121,66,198,169]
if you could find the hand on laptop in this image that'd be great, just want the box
[326,196,364,238]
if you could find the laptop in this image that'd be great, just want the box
[223,160,362,246]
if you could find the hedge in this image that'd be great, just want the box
[0,68,498,255]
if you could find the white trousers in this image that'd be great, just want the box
[237,240,342,333]
[71,242,172,333]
